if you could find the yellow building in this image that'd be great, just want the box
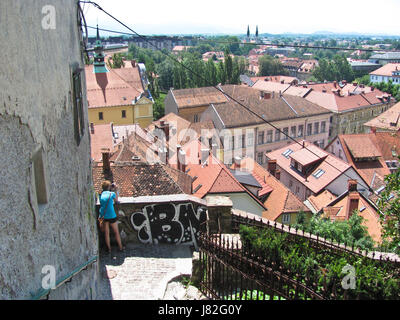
[87,94,153,128]
[85,29,153,127]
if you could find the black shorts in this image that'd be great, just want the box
[104,217,118,224]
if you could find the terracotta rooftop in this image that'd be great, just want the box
[374,131,400,161]
[334,134,390,186]
[306,190,337,213]
[266,140,352,194]
[171,87,228,109]
[304,85,390,113]
[364,101,400,131]
[231,157,311,221]
[85,64,144,108]
[251,80,291,93]
[304,81,377,95]
[89,123,114,162]
[370,63,400,77]
[250,75,298,84]
[92,163,187,198]
[321,191,382,243]
[167,140,265,211]
[211,90,330,128]
[147,112,192,145]
[290,147,328,167]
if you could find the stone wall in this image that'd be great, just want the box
[0,1,99,299]
[97,196,208,247]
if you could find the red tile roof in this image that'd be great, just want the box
[370,63,400,77]
[266,140,352,194]
[171,87,228,109]
[168,140,265,210]
[336,134,391,186]
[302,82,389,113]
[90,124,114,162]
[231,157,310,221]
[321,191,382,243]
[92,163,186,198]
[85,65,144,108]
[307,190,337,212]
[364,101,400,131]
[374,131,400,161]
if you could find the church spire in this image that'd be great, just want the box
[96,24,100,40]
[93,26,108,74]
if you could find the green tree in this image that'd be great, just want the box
[313,55,355,82]
[108,53,125,69]
[156,60,174,91]
[205,59,218,86]
[258,55,287,76]
[293,212,375,251]
[377,158,400,254]
[217,61,226,85]
[224,49,233,84]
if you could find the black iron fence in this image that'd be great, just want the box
[198,233,325,300]
[197,211,400,300]
[231,210,400,267]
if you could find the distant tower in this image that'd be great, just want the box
[256,25,259,38]
[93,25,108,74]
[247,25,250,42]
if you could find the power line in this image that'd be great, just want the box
[80,0,385,199]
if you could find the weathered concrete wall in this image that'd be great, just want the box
[0,1,99,299]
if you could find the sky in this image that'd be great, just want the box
[82,0,400,36]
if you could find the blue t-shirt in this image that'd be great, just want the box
[99,191,117,219]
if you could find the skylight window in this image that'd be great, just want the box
[282,149,293,158]
[312,169,325,179]
[376,186,385,194]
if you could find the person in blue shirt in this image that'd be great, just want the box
[99,180,124,253]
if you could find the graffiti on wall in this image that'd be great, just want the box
[129,203,207,245]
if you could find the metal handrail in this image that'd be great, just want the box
[29,255,98,300]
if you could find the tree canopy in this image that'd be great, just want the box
[313,54,355,82]
[257,55,288,76]
[377,158,400,254]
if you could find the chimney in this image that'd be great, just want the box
[178,149,187,172]
[101,149,111,173]
[201,148,210,165]
[264,92,271,99]
[275,169,281,180]
[347,193,360,219]
[371,86,375,91]
[333,81,337,88]
[131,59,136,67]
[348,179,358,192]
[158,120,170,142]
[176,144,182,170]
[234,156,242,168]
[267,159,277,176]
[371,127,377,134]
[159,147,168,164]
[90,123,94,134]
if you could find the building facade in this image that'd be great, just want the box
[86,30,154,128]
[0,0,99,299]
[200,87,332,166]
